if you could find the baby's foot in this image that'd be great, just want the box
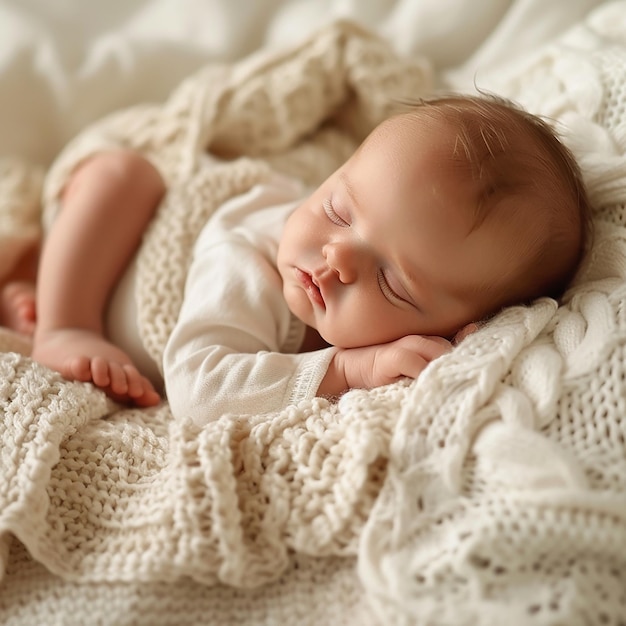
[32,328,161,407]
[0,281,36,336]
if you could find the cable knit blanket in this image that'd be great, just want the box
[1,7,626,625]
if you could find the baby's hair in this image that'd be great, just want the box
[402,93,593,308]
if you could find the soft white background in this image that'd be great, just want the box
[0,0,607,165]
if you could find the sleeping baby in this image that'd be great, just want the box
[0,94,592,424]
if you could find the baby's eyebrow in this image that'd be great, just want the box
[338,171,360,209]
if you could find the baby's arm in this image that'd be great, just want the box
[166,239,455,422]
[163,246,336,424]
[163,180,330,425]
[317,335,452,397]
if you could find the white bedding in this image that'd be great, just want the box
[0,2,624,625]
[0,0,604,166]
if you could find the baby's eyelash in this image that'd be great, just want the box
[377,269,402,303]
[322,198,348,226]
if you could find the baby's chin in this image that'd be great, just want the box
[298,322,331,352]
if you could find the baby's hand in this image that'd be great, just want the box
[318,334,452,397]
[344,334,452,389]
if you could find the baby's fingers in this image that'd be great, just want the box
[383,335,451,381]
[398,334,452,361]
[452,322,480,345]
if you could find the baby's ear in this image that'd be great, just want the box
[452,322,480,345]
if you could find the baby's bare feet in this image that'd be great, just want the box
[0,281,36,336]
[32,328,161,407]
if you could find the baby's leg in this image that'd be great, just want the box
[32,150,165,407]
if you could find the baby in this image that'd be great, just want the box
[0,94,591,424]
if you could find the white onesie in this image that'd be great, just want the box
[106,167,336,425]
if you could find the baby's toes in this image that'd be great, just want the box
[66,355,93,382]
[90,356,112,387]
[123,364,145,399]
[108,361,129,395]
[18,297,36,322]
[123,365,160,406]
[134,387,161,407]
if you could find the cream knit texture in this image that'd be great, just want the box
[0,9,626,625]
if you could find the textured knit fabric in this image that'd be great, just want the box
[0,11,625,626]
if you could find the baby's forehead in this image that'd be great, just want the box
[395,104,534,166]
[386,107,550,232]
[362,103,561,221]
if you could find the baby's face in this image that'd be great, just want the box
[276,112,521,348]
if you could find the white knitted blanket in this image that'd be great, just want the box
[1,8,626,625]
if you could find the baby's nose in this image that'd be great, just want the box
[322,241,358,284]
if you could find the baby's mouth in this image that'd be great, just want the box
[295,268,325,308]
